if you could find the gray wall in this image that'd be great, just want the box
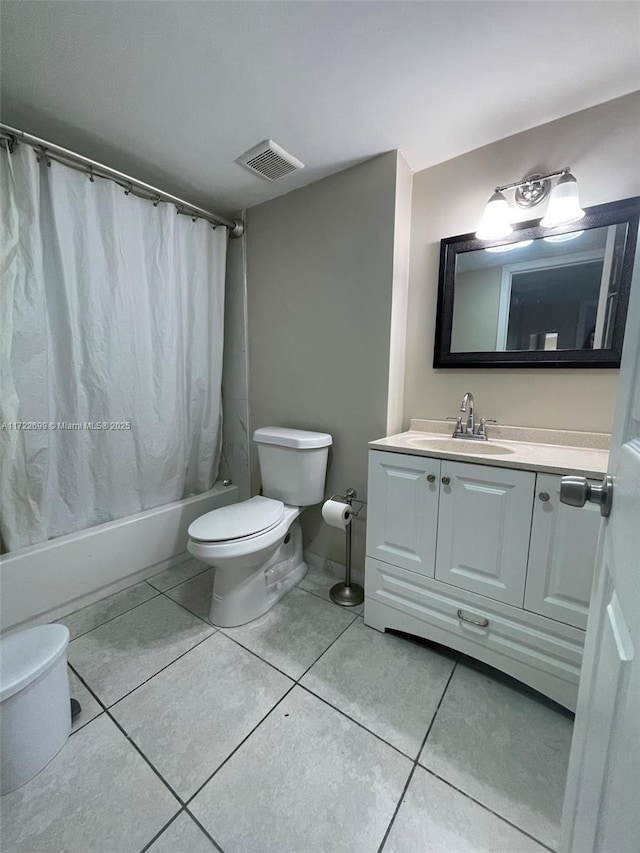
[245,152,406,571]
[405,91,640,433]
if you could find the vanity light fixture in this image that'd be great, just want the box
[475,168,585,240]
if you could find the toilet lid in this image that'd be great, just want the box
[188,495,285,542]
[0,624,70,702]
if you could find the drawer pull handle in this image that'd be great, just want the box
[539,491,550,502]
[442,476,451,485]
[427,474,436,483]
[457,609,489,628]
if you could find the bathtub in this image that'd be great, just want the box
[0,483,239,634]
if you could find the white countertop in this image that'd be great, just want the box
[369,419,610,478]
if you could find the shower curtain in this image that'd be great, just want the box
[0,143,227,551]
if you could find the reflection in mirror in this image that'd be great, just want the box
[452,224,628,353]
[434,197,639,368]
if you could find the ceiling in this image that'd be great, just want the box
[1,1,639,217]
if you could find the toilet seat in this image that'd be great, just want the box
[188,495,285,543]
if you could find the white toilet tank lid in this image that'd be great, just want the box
[253,427,332,449]
[0,624,69,702]
[188,496,285,542]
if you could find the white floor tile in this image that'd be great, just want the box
[111,632,292,799]
[67,596,214,706]
[419,663,573,849]
[384,767,546,853]
[165,569,215,623]
[298,557,364,615]
[148,557,210,592]
[0,715,179,853]
[190,686,412,853]
[68,666,102,732]
[221,587,356,679]
[301,619,455,757]
[60,581,158,639]
[145,811,219,852]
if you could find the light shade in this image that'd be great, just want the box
[540,172,585,228]
[475,192,513,240]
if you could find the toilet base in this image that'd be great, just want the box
[209,520,307,627]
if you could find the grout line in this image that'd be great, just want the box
[160,589,218,630]
[420,656,459,748]
[184,605,361,807]
[65,589,163,641]
[68,662,184,806]
[376,764,418,853]
[184,682,298,806]
[184,807,226,852]
[217,631,297,681]
[418,766,556,853]
[104,629,217,709]
[377,658,459,853]
[298,684,412,762]
[148,563,213,594]
[106,708,185,806]
[296,582,363,612]
[138,807,185,853]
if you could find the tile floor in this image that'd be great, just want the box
[1,557,574,853]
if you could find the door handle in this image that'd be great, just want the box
[560,474,613,518]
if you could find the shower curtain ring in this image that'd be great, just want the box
[36,147,51,167]
[153,196,161,207]
[88,167,95,183]
[124,183,132,196]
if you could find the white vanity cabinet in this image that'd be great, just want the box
[524,473,600,630]
[365,449,601,710]
[434,461,535,607]
[366,451,440,575]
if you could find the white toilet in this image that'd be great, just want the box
[187,426,332,627]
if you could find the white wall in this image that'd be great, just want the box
[405,91,640,433]
[245,152,409,571]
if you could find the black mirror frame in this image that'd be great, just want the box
[433,196,640,368]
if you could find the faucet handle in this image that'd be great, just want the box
[447,416,464,435]
[476,418,497,437]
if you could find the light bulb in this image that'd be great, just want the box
[540,173,585,228]
[475,192,513,240]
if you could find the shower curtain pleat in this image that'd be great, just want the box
[0,144,226,551]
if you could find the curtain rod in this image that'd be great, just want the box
[0,124,244,238]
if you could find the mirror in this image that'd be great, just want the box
[434,197,639,368]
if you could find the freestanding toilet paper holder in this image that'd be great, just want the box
[329,488,365,607]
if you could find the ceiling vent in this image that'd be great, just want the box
[236,140,304,181]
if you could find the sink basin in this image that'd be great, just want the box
[406,436,515,455]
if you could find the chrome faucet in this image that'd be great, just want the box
[448,392,496,440]
[460,392,475,435]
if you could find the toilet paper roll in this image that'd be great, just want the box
[322,499,352,529]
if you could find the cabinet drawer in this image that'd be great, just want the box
[524,473,601,629]
[365,557,584,710]
[366,450,440,576]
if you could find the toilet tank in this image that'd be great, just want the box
[254,427,332,506]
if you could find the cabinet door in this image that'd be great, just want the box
[524,473,600,629]
[366,450,440,576]
[435,461,535,606]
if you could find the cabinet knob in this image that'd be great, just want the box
[539,491,550,502]
[441,476,451,485]
[427,474,436,483]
